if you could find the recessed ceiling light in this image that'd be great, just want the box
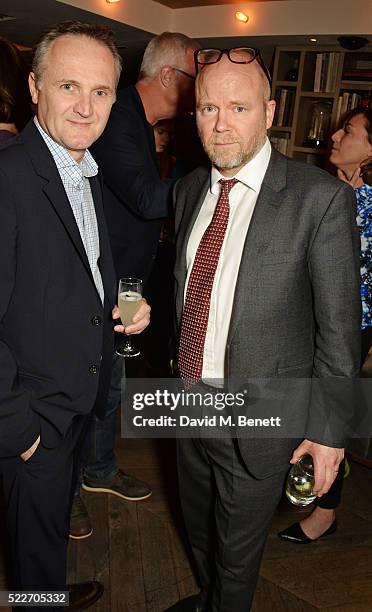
[310,37,317,43]
[235,12,249,23]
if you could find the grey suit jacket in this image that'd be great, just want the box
[174,147,361,478]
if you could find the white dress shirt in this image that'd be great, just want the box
[185,138,272,382]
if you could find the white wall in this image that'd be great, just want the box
[57,0,170,34]
[170,0,372,38]
[58,0,372,37]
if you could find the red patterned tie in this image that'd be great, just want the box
[178,178,238,383]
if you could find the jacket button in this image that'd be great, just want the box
[91,316,102,326]
[89,365,98,375]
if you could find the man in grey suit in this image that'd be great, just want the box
[167,48,361,612]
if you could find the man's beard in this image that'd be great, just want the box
[202,126,267,172]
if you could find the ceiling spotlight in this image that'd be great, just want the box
[309,37,317,43]
[235,12,249,23]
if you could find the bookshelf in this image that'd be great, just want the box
[270,46,372,166]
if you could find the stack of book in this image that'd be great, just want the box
[270,133,290,155]
[274,88,295,127]
[313,53,341,92]
[335,91,372,125]
[343,69,372,81]
[343,57,372,82]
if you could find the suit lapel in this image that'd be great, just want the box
[22,121,98,295]
[228,148,288,342]
[90,172,116,308]
[42,179,93,276]
[176,169,210,324]
[179,173,210,272]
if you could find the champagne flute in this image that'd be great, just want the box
[116,278,143,358]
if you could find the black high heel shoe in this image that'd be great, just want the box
[278,519,337,543]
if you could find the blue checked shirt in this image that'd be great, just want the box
[34,118,104,303]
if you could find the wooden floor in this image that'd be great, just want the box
[1,436,372,611]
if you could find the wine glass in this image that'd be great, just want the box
[116,277,143,358]
[285,454,317,506]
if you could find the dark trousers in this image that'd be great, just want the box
[317,326,372,510]
[316,459,345,509]
[0,414,89,594]
[177,437,288,612]
[75,355,122,494]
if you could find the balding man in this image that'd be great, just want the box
[168,48,361,611]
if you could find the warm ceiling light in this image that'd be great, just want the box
[235,11,249,23]
[310,37,317,42]
[106,0,120,3]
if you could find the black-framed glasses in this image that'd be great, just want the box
[194,47,271,86]
[172,66,196,81]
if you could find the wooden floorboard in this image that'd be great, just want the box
[252,576,318,612]
[138,504,178,598]
[109,496,146,612]
[1,437,372,611]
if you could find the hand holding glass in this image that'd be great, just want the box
[116,278,142,357]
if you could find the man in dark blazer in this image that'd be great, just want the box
[92,31,199,286]
[168,49,361,612]
[70,33,199,527]
[0,22,150,609]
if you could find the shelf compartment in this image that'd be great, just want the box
[300,91,339,98]
[341,81,372,91]
[270,126,293,132]
[293,146,328,154]
[276,51,300,82]
[294,96,333,149]
[342,52,372,83]
[273,86,296,128]
[302,51,341,94]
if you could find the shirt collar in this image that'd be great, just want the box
[210,137,272,195]
[33,117,98,185]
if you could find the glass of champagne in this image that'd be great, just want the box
[116,278,143,358]
[285,454,317,506]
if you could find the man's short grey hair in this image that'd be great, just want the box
[139,32,199,79]
[32,20,122,86]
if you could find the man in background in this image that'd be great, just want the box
[70,33,200,540]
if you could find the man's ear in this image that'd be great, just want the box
[159,65,174,88]
[29,72,39,105]
[265,99,276,130]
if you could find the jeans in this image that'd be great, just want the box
[75,354,123,493]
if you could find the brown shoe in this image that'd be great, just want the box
[82,469,152,502]
[69,495,93,540]
[66,581,103,611]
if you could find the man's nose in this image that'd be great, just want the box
[215,110,229,132]
[73,93,93,117]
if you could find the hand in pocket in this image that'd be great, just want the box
[20,435,41,461]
